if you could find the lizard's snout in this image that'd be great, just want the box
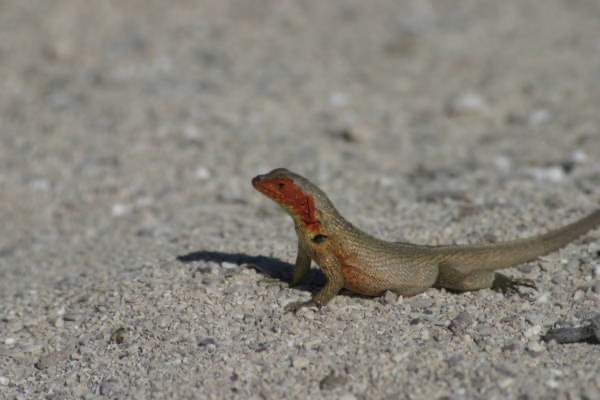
[251,175,263,188]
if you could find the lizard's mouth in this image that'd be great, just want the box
[252,175,289,205]
[251,175,272,196]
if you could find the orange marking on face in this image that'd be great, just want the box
[252,175,321,232]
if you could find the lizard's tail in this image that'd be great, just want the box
[434,209,600,273]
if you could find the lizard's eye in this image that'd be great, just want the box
[278,182,285,189]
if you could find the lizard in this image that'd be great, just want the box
[252,168,600,311]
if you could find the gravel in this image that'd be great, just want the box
[1,1,599,399]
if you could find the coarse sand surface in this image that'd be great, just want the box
[1,1,599,399]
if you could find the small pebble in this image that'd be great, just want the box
[63,311,80,321]
[195,166,211,180]
[109,327,127,344]
[381,290,398,304]
[525,325,542,339]
[408,296,434,309]
[494,156,512,171]
[292,357,310,369]
[526,340,544,353]
[593,263,600,278]
[529,108,550,125]
[498,377,515,389]
[111,203,130,216]
[545,379,560,389]
[221,262,238,270]
[569,149,586,164]
[449,311,474,335]
[573,290,585,301]
[29,179,50,192]
[319,370,347,391]
[501,343,519,352]
[536,293,549,304]
[35,347,73,370]
[326,122,373,143]
[197,337,216,347]
[445,92,490,117]
[329,92,349,107]
[526,166,564,182]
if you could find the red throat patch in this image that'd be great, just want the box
[252,175,321,232]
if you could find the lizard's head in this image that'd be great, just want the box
[252,168,334,232]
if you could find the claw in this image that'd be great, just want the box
[493,273,537,297]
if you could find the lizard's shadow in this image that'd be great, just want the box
[176,250,326,292]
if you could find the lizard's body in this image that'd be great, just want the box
[252,168,600,310]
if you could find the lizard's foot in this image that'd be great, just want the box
[284,299,318,313]
[492,273,537,296]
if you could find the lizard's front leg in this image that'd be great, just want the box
[285,251,344,312]
[290,242,311,286]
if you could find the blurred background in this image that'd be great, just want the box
[1,1,599,397]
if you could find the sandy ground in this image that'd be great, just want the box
[1,1,600,399]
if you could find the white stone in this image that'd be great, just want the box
[195,166,211,180]
[111,203,129,216]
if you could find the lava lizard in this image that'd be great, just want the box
[252,168,600,311]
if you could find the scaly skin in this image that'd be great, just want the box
[252,168,600,311]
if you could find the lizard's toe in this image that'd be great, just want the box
[492,273,537,297]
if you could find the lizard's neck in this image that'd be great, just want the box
[292,198,351,236]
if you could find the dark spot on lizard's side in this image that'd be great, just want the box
[312,234,328,243]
